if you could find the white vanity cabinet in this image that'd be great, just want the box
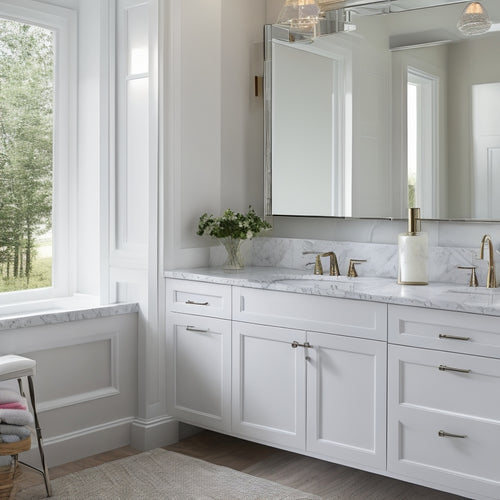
[231,321,307,450]
[164,275,500,499]
[306,331,386,470]
[165,280,232,432]
[388,305,500,500]
[232,286,387,470]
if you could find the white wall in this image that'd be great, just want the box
[0,313,138,467]
[164,0,267,270]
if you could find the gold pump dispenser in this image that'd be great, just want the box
[398,207,428,285]
[408,207,421,234]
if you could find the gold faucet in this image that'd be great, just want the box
[303,252,323,275]
[347,259,367,278]
[480,235,497,288]
[320,252,341,276]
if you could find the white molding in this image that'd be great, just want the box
[19,331,121,412]
[23,416,135,467]
[130,415,179,451]
[111,0,151,263]
[45,416,134,446]
[99,0,114,304]
[38,386,120,413]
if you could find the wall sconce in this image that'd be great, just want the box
[457,2,492,36]
[276,0,321,38]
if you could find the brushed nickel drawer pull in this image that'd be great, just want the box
[291,341,313,349]
[438,430,467,439]
[439,334,471,341]
[186,326,209,333]
[186,300,209,306]
[438,365,471,374]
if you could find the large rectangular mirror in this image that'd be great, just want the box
[265,0,500,220]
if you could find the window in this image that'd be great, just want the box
[407,67,439,217]
[0,1,75,307]
[0,18,54,292]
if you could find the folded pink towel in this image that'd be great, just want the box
[0,409,34,426]
[0,402,27,410]
[0,388,24,405]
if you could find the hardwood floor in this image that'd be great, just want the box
[15,430,466,499]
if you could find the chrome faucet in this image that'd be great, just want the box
[480,234,497,288]
[320,252,341,276]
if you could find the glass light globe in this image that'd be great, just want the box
[457,2,492,36]
[276,0,320,33]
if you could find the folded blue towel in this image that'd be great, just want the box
[0,424,31,439]
[0,409,33,426]
[0,434,20,443]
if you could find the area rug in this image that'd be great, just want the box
[17,448,321,499]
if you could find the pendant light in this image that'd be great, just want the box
[457,2,492,36]
[276,0,321,36]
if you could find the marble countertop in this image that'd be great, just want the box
[165,266,500,317]
[0,299,139,331]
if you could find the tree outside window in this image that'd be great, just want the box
[0,19,53,292]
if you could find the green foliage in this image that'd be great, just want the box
[0,256,51,292]
[197,207,272,240]
[0,19,53,289]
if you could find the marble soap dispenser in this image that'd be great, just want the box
[398,207,428,285]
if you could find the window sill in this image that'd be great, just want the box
[0,296,139,331]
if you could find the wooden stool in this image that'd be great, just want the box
[0,355,52,497]
[0,437,31,499]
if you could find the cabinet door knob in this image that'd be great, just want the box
[438,365,471,374]
[291,341,313,349]
[438,430,467,439]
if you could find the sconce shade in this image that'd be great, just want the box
[276,0,321,35]
[457,2,492,35]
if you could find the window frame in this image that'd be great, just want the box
[0,0,77,308]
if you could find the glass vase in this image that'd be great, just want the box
[220,238,244,270]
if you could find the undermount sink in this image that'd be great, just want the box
[270,275,381,292]
[447,286,500,295]
[442,286,500,306]
[274,278,349,286]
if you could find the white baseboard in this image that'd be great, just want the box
[21,415,180,469]
[130,415,179,451]
[23,417,135,468]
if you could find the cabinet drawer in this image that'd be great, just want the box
[389,344,500,421]
[166,279,231,319]
[388,405,500,499]
[233,287,387,340]
[389,304,500,358]
[388,345,500,499]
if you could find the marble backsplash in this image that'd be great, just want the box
[209,237,492,286]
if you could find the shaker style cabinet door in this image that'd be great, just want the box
[306,331,387,470]
[166,312,231,432]
[231,321,307,451]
